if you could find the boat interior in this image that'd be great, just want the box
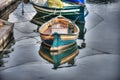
[40,16,78,34]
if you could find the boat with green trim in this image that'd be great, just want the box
[30,0,86,23]
[39,41,79,68]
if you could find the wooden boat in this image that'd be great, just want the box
[39,41,79,68]
[0,19,14,57]
[38,16,79,68]
[39,15,79,41]
[30,0,86,23]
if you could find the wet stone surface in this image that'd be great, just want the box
[0,1,120,80]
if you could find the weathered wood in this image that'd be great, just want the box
[0,19,14,66]
[0,0,21,20]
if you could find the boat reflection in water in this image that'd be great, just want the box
[32,14,86,68]
[39,41,79,69]
[38,16,79,69]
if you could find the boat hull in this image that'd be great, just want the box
[30,0,85,23]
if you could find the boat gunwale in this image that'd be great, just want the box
[33,5,80,14]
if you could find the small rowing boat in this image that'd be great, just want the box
[39,15,79,41]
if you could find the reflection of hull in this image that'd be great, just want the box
[0,19,14,55]
[39,42,79,68]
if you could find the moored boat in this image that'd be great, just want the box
[30,0,86,23]
[39,15,79,41]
